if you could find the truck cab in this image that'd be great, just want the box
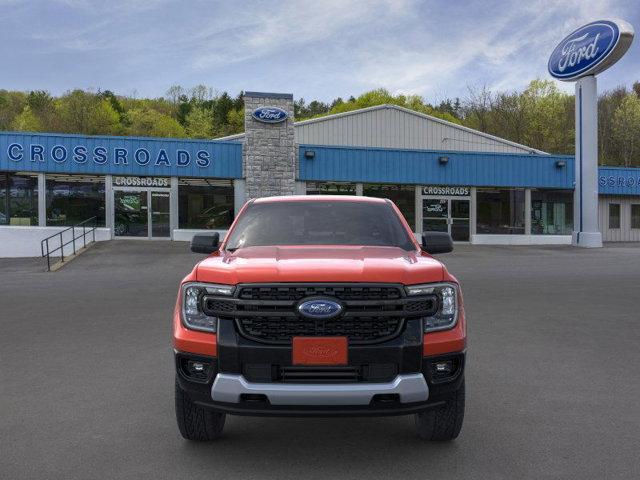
[173,196,466,441]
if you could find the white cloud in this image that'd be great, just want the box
[322,0,636,99]
[2,0,637,98]
[190,0,417,69]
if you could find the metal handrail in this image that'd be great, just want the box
[41,217,98,271]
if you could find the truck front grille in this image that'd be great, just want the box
[202,283,437,345]
[237,315,404,344]
[237,285,403,301]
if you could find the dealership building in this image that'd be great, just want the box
[1,91,640,257]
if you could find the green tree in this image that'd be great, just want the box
[212,92,235,129]
[88,99,122,135]
[26,90,59,131]
[225,108,244,135]
[185,107,213,138]
[611,93,640,167]
[57,90,98,134]
[599,87,627,164]
[0,90,27,130]
[127,107,186,137]
[489,92,528,145]
[99,90,128,126]
[11,105,42,131]
[320,88,460,124]
[519,80,573,153]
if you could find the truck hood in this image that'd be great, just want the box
[195,246,444,284]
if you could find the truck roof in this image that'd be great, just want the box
[252,195,387,204]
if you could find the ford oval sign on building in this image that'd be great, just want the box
[252,106,288,123]
[548,20,634,81]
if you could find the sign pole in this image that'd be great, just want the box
[573,75,602,247]
[548,19,634,248]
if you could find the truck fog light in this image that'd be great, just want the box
[428,358,459,382]
[434,361,453,374]
[191,362,205,372]
[186,360,210,380]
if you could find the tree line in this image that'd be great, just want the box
[1,80,639,166]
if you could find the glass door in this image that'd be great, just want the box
[114,190,148,237]
[423,199,449,232]
[422,197,470,241]
[450,199,470,241]
[150,191,170,238]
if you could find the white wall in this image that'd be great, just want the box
[598,195,640,242]
[471,234,572,245]
[0,226,575,259]
[0,226,111,258]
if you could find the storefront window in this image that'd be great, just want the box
[178,178,234,229]
[306,182,356,195]
[609,204,620,229]
[476,188,525,234]
[363,184,416,231]
[632,204,640,229]
[0,172,38,226]
[531,189,573,235]
[46,175,105,227]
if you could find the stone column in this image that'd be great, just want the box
[243,92,296,199]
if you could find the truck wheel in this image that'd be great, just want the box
[415,380,465,441]
[175,379,226,441]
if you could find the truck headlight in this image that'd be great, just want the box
[406,282,459,332]
[181,283,233,332]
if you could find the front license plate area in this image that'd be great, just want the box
[292,337,348,366]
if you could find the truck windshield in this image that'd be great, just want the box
[225,200,415,251]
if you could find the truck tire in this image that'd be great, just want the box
[415,380,465,441]
[175,380,226,441]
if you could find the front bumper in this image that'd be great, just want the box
[211,372,429,406]
[176,348,465,417]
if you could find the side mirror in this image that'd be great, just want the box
[191,233,220,254]
[421,232,453,254]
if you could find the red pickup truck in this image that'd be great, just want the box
[173,196,466,441]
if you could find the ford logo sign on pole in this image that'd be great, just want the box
[297,299,343,319]
[548,19,633,248]
[548,20,634,80]
[252,106,289,123]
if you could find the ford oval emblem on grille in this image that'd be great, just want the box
[297,299,343,319]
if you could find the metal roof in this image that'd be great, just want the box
[216,104,545,155]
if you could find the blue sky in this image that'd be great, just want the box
[1,0,639,103]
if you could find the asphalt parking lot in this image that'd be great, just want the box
[1,241,639,479]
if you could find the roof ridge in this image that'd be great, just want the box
[213,104,545,154]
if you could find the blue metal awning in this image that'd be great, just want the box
[299,145,575,189]
[0,132,243,179]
